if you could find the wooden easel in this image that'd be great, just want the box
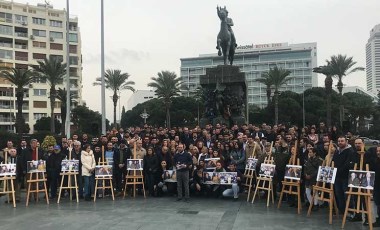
[342,145,374,230]
[307,141,339,224]
[57,146,79,203]
[94,146,115,201]
[26,147,49,206]
[252,154,275,207]
[124,143,145,198]
[277,141,302,214]
[244,142,257,202]
[0,151,16,208]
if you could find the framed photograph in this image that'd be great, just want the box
[316,166,337,184]
[27,160,46,173]
[163,170,177,182]
[95,165,113,177]
[0,164,16,176]
[61,160,79,172]
[259,163,276,178]
[348,170,375,190]
[219,172,238,185]
[285,165,302,180]
[203,172,220,184]
[245,158,258,170]
[126,159,143,170]
[205,158,220,170]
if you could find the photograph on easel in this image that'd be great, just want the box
[126,159,143,170]
[245,158,258,170]
[219,172,237,184]
[259,163,275,177]
[27,160,46,173]
[204,157,220,170]
[284,165,302,180]
[203,172,220,184]
[95,165,113,177]
[316,166,337,184]
[348,170,375,190]
[61,160,79,172]
[163,170,177,182]
[0,163,16,176]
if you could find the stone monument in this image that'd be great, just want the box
[199,6,247,128]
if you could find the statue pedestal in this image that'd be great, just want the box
[199,65,247,128]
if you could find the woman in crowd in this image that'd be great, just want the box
[81,144,96,201]
[230,142,246,174]
[308,127,319,145]
[143,147,160,196]
[304,147,322,210]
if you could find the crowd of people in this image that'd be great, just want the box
[0,122,380,227]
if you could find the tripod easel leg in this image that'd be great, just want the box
[57,175,65,204]
[74,174,79,203]
[341,193,352,229]
[93,179,98,202]
[307,188,315,216]
[297,184,301,214]
[110,179,115,200]
[277,184,285,209]
[10,178,16,208]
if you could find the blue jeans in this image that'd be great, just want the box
[222,184,240,198]
[83,175,94,198]
[334,178,348,214]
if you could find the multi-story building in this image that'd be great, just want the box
[366,24,380,94]
[127,90,157,110]
[180,42,317,107]
[0,0,82,133]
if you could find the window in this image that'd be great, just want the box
[50,31,63,39]
[48,12,59,17]
[0,4,11,10]
[33,101,47,108]
[0,25,12,36]
[0,100,14,109]
[50,43,63,50]
[69,45,77,53]
[33,41,46,48]
[69,33,78,42]
[0,87,13,97]
[33,53,46,60]
[32,29,46,37]
[32,17,45,25]
[33,89,47,96]
[54,101,61,109]
[0,49,12,59]
[69,56,78,65]
[50,55,63,62]
[33,113,47,120]
[15,14,27,24]
[15,63,28,69]
[0,12,12,23]
[33,77,46,84]
[28,9,36,14]
[49,20,62,27]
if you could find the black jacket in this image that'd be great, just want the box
[47,153,64,173]
[143,154,160,174]
[333,146,354,180]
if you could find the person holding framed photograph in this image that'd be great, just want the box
[222,162,242,201]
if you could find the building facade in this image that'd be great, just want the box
[127,90,157,110]
[366,24,380,94]
[0,0,82,133]
[180,42,318,108]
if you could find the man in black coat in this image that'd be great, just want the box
[46,145,65,199]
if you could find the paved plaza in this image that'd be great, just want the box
[0,194,372,230]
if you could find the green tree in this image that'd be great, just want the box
[56,88,76,135]
[31,58,66,134]
[327,55,364,128]
[263,66,291,125]
[34,117,61,134]
[344,92,374,133]
[313,64,335,127]
[147,71,181,129]
[255,73,273,105]
[0,68,35,134]
[94,69,135,128]
[71,105,110,136]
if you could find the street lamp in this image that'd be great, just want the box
[140,109,149,124]
[65,0,71,138]
[100,0,106,134]
[302,81,305,128]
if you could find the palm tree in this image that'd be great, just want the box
[255,73,273,105]
[0,68,35,133]
[56,88,76,135]
[263,66,291,125]
[148,71,181,129]
[313,64,334,128]
[31,58,66,134]
[327,55,364,128]
[94,69,135,127]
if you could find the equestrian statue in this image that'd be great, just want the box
[216,6,237,65]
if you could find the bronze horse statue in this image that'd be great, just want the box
[216,6,237,65]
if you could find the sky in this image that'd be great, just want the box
[17,0,380,121]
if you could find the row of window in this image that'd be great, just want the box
[0,49,79,64]
[0,12,76,29]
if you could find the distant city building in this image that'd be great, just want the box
[336,86,379,103]
[0,0,82,133]
[180,42,318,108]
[366,24,380,94]
[127,90,157,110]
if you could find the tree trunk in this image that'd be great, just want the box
[337,78,344,129]
[358,116,365,133]
[113,92,118,129]
[165,104,170,129]
[16,89,24,134]
[274,91,279,125]
[50,87,56,134]
[325,76,333,128]
[266,87,271,105]
[61,105,66,135]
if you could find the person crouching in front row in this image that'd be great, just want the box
[81,144,96,201]
[222,162,242,201]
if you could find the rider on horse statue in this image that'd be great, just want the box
[216,6,237,65]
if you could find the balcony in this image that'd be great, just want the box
[0,18,12,23]
[15,44,27,49]
[0,42,12,48]
[15,56,28,61]
[15,32,27,38]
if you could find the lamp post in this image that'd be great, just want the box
[65,0,71,138]
[140,109,149,124]
[302,81,305,128]
[100,0,106,134]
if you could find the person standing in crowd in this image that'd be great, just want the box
[304,147,322,210]
[135,140,146,159]
[174,143,192,202]
[46,145,64,200]
[143,147,160,196]
[333,136,353,214]
[230,142,245,174]
[273,137,290,200]
[81,144,96,201]
[72,141,83,199]
[5,148,22,203]
[105,142,120,195]
[368,146,380,227]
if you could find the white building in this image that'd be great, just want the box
[180,42,318,107]
[0,0,82,133]
[366,24,380,94]
[126,90,156,110]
